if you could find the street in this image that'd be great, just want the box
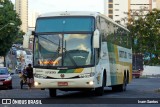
[0,75,160,107]
[1,50,160,107]
[0,75,160,98]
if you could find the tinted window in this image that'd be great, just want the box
[109,4,113,8]
[0,68,8,75]
[97,17,131,49]
[36,17,95,33]
[109,10,113,14]
[34,34,94,67]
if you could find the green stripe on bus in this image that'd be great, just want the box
[58,68,84,73]
[58,69,74,73]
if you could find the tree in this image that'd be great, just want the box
[144,9,160,65]
[0,0,22,66]
[122,8,160,65]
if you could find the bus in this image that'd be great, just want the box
[32,11,132,97]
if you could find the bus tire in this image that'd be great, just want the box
[112,85,118,92]
[127,71,129,84]
[49,89,57,97]
[112,75,127,92]
[119,75,127,92]
[95,75,105,96]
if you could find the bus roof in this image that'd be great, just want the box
[38,11,129,32]
[38,11,99,17]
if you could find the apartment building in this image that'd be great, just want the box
[156,0,160,9]
[28,10,39,28]
[104,0,159,24]
[15,0,28,33]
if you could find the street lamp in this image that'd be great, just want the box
[0,22,15,31]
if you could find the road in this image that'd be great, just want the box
[0,75,160,107]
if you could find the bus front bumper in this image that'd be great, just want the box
[34,77,95,89]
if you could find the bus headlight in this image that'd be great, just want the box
[79,72,95,78]
[34,74,47,79]
[34,81,39,86]
[89,81,94,85]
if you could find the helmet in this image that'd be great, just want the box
[28,64,32,67]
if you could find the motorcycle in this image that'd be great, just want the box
[19,70,33,89]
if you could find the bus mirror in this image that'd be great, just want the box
[93,29,100,48]
[32,31,35,35]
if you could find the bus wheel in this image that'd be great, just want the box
[49,89,57,97]
[112,85,118,92]
[95,75,105,96]
[119,76,127,92]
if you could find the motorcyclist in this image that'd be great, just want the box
[26,64,33,88]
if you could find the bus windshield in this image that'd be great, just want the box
[35,17,95,33]
[33,34,94,68]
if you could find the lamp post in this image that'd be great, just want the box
[0,22,15,31]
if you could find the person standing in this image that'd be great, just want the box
[26,64,33,88]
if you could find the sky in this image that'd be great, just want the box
[10,0,104,27]
[11,0,104,14]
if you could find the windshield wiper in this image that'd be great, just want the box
[56,40,77,67]
[63,48,78,67]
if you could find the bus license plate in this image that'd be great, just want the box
[0,82,3,85]
[58,82,68,86]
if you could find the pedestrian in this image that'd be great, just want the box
[26,64,33,88]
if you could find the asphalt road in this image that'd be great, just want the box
[0,75,160,107]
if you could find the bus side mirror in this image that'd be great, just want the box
[32,31,35,35]
[93,29,100,48]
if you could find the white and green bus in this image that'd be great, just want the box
[32,11,132,97]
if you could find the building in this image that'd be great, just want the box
[156,0,160,9]
[104,0,159,25]
[15,0,28,33]
[28,10,39,28]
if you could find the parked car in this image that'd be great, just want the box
[0,67,13,89]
